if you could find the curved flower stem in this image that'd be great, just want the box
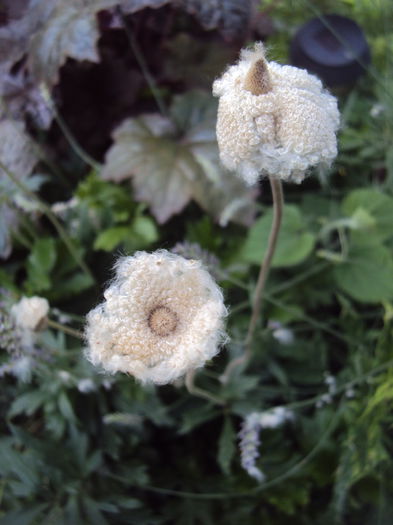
[244,177,284,345]
[117,7,170,120]
[221,176,284,383]
[185,370,225,406]
[38,85,101,171]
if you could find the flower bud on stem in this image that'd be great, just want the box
[221,176,284,383]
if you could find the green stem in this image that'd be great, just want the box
[12,229,33,250]
[117,7,169,120]
[1,194,36,247]
[221,176,284,383]
[185,370,225,406]
[39,85,101,171]
[47,318,84,340]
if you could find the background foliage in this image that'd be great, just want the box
[1,0,393,523]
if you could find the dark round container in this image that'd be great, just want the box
[290,14,371,86]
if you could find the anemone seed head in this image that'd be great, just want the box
[212,42,340,185]
[85,250,227,384]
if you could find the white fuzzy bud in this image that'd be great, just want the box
[213,42,340,185]
[11,296,49,331]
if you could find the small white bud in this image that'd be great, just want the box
[11,296,49,332]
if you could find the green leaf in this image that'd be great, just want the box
[178,404,218,434]
[0,504,48,525]
[342,189,393,241]
[85,450,102,475]
[101,91,256,225]
[170,90,217,132]
[116,498,142,510]
[64,495,83,525]
[0,439,39,492]
[49,271,94,300]
[94,226,131,252]
[217,416,236,475]
[0,267,18,291]
[364,378,393,416]
[26,237,57,291]
[80,497,109,525]
[29,1,121,84]
[57,392,76,422]
[131,216,159,244]
[240,205,315,267]
[333,243,393,303]
[124,215,159,252]
[76,172,134,217]
[268,303,304,323]
[94,217,158,252]
[101,115,193,224]
[9,391,47,418]
[264,482,310,515]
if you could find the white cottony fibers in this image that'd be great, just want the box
[11,296,49,331]
[213,42,340,185]
[239,407,294,481]
[85,250,227,384]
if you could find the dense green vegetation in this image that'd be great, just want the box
[1,1,393,523]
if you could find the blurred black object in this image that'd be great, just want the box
[290,14,371,87]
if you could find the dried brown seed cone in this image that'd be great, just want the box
[243,58,272,95]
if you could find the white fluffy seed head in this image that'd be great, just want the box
[84,250,227,384]
[212,42,340,185]
[11,296,49,331]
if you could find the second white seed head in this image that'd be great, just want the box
[213,42,340,185]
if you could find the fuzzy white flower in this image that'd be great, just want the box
[11,296,49,331]
[85,250,227,384]
[213,42,340,185]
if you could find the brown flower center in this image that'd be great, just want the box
[148,306,178,337]
[244,58,272,95]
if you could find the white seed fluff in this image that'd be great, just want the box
[84,250,227,384]
[213,42,340,185]
[11,296,49,331]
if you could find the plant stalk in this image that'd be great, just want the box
[47,318,84,340]
[221,176,284,382]
[117,7,169,120]
[185,370,225,406]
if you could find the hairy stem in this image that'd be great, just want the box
[221,176,284,383]
[47,319,84,340]
[39,85,101,171]
[185,370,225,406]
